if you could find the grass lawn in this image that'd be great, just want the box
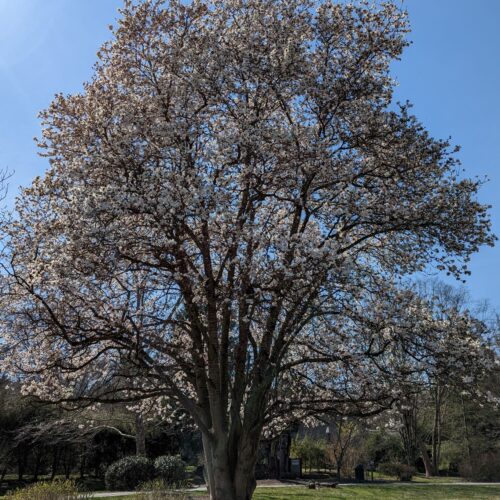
[93,484,500,499]
[367,471,466,483]
[253,485,500,499]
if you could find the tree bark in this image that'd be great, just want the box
[51,446,61,480]
[17,452,26,481]
[202,430,259,500]
[233,433,259,500]
[79,449,86,479]
[418,439,432,478]
[431,383,444,475]
[205,438,236,500]
[33,452,42,482]
[461,395,472,470]
[135,413,146,456]
[400,400,418,466]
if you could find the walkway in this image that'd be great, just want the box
[88,480,500,497]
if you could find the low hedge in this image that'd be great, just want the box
[105,456,155,491]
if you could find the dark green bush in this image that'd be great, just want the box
[365,432,404,464]
[459,451,500,481]
[154,455,186,485]
[105,456,154,491]
[378,462,416,481]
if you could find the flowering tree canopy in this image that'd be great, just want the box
[0,1,494,498]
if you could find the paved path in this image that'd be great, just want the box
[88,481,500,497]
[89,493,136,498]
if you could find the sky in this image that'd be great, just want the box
[0,0,499,309]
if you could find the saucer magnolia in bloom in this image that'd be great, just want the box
[0,1,494,499]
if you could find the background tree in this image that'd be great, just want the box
[0,1,494,499]
[368,281,498,476]
[325,415,359,480]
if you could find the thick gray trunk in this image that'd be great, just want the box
[233,434,258,500]
[202,432,258,500]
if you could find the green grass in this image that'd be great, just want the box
[365,471,466,483]
[253,485,500,499]
[411,475,466,484]
[92,484,500,500]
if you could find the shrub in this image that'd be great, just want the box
[5,480,91,500]
[154,455,186,485]
[105,456,155,491]
[459,451,500,481]
[378,462,416,481]
[365,431,404,464]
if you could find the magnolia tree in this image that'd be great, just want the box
[0,1,495,498]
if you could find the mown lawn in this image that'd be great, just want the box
[365,471,467,483]
[253,485,500,499]
[93,484,500,499]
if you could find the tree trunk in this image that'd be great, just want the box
[135,413,146,456]
[17,452,26,481]
[202,431,258,500]
[33,453,42,482]
[336,447,346,482]
[50,447,59,480]
[431,387,438,474]
[62,447,72,479]
[461,395,472,470]
[205,439,236,500]
[418,439,432,478]
[436,420,442,474]
[400,400,418,466]
[431,383,444,475]
[79,450,86,479]
[233,435,258,500]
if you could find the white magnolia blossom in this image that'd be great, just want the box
[0,1,495,499]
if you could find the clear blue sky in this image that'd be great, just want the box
[0,0,499,309]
